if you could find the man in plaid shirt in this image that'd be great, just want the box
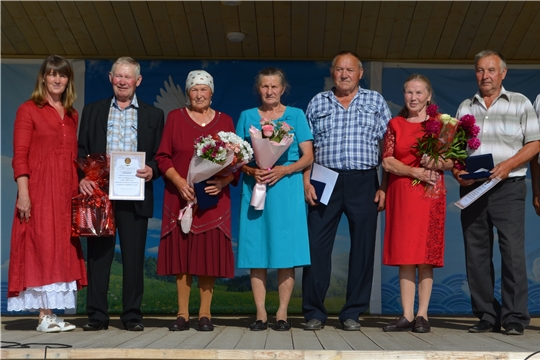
[302,51,391,331]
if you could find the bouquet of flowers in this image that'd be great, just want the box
[71,153,116,237]
[413,104,480,198]
[249,118,294,210]
[179,132,252,233]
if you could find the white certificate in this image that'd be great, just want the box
[311,163,339,205]
[454,177,501,209]
[109,151,146,201]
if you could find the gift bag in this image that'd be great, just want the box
[71,154,116,237]
[71,192,115,237]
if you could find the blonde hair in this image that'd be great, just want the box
[30,55,76,115]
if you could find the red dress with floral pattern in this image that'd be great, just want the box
[382,116,445,267]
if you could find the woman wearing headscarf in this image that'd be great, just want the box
[8,55,87,332]
[156,70,236,332]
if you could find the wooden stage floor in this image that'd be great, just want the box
[1,315,539,359]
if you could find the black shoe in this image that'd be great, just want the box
[249,320,268,331]
[383,316,413,332]
[304,318,324,330]
[124,319,144,331]
[412,316,431,333]
[504,322,524,335]
[342,319,361,331]
[469,320,497,333]
[82,319,108,331]
[169,316,190,331]
[198,317,214,331]
[274,320,291,331]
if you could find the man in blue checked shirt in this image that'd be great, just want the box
[302,51,392,331]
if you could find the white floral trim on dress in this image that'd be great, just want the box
[7,281,77,311]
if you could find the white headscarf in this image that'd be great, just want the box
[185,70,214,94]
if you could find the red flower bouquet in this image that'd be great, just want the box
[413,104,480,197]
[71,153,115,237]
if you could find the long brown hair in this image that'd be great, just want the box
[30,55,76,115]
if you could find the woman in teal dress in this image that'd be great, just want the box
[236,68,313,331]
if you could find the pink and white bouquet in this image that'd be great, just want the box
[413,104,480,197]
[179,132,252,233]
[249,118,294,210]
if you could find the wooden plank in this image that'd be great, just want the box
[175,325,224,348]
[291,1,309,58]
[1,3,38,55]
[484,1,525,52]
[417,1,453,59]
[386,1,416,59]
[500,1,540,59]
[129,2,162,56]
[466,1,506,58]
[265,326,294,349]
[307,1,326,58]
[254,1,275,58]
[402,1,434,59]
[360,325,416,351]
[206,326,245,349]
[322,1,344,59]
[3,1,48,55]
[109,1,149,56]
[148,1,178,57]
[370,1,399,60]
[220,2,243,58]
[513,9,540,60]
[2,30,17,55]
[289,317,323,350]
[434,1,471,59]
[39,1,81,55]
[58,1,98,55]
[19,1,64,55]
[93,1,130,56]
[450,1,488,59]
[165,2,195,58]
[355,2,380,59]
[237,1,258,58]
[116,328,170,348]
[183,1,212,57]
[273,1,291,58]
[74,2,114,56]
[202,1,228,58]
[526,32,540,61]
[315,320,353,350]
[339,1,362,53]
[144,328,200,349]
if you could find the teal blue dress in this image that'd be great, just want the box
[236,106,313,269]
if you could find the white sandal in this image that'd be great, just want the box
[36,315,61,333]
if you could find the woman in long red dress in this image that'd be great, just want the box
[156,70,235,332]
[8,55,87,332]
[381,74,453,333]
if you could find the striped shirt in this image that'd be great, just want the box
[106,95,139,153]
[533,94,540,119]
[456,87,540,177]
[306,87,392,170]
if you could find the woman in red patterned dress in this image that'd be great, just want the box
[381,74,453,333]
[8,55,87,333]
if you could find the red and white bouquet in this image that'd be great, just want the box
[249,118,294,210]
[179,132,253,233]
[413,104,480,197]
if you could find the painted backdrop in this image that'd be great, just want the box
[2,59,539,315]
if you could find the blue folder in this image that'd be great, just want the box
[194,179,218,211]
[310,179,326,203]
[459,154,494,180]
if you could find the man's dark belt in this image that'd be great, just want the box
[329,168,377,175]
[503,176,526,183]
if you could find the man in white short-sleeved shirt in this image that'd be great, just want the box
[452,50,540,336]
